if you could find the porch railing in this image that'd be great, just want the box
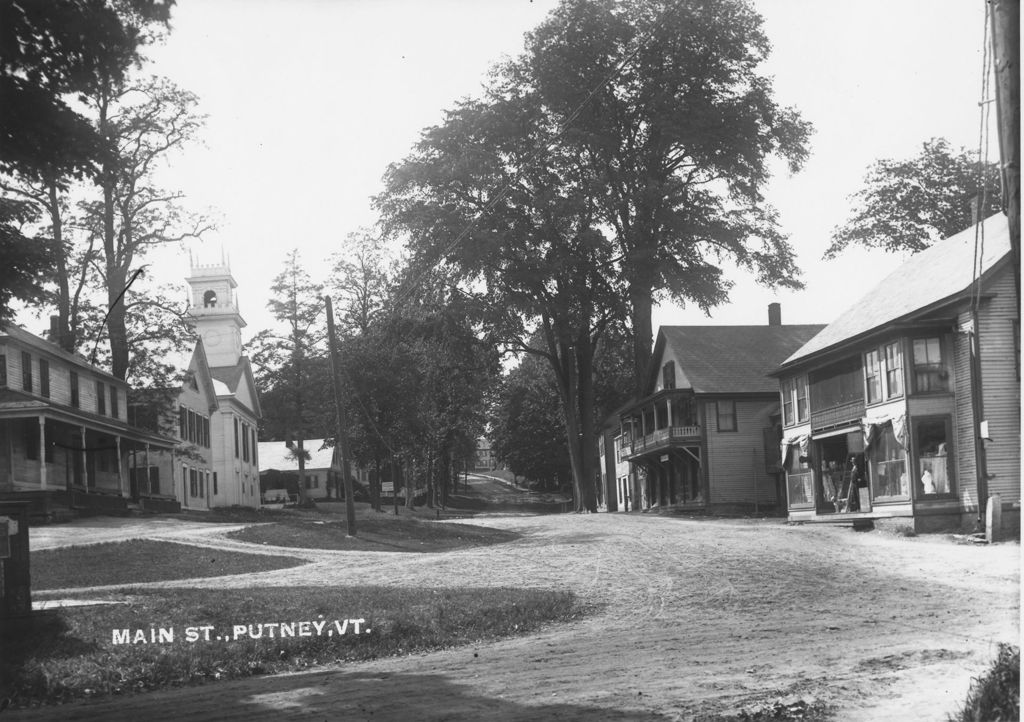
[625,425,700,457]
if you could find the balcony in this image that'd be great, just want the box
[810,399,866,432]
[621,425,701,461]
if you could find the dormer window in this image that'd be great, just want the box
[203,290,218,308]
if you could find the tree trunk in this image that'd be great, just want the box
[372,456,382,512]
[629,279,655,397]
[297,436,308,506]
[47,183,76,352]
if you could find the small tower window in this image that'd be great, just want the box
[203,290,218,308]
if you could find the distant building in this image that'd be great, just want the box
[601,306,824,514]
[473,437,497,471]
[258,438,368,502]
[169,261,262,510]
[774,214,1019,533]
[0,322,177,518]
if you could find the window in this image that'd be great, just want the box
[884,342,903,398]
[70,371,79,407]
[96,380,106,415]
[915,417,953,496]
[234,417,239,457]
[21,351,32,391]
[252,428,258,465]
[242,421,250,462]
[781,378,795,426]
[796,377,808,421]
[110,385,119,418]
[785,441,813,507]
[203,289,217,307]
[189,467,198,497]
[201,416,209,447]
[864,349,882,403]
[39,359,49,397]
[715,400,737,432]
[912,337,948,393]
[867,422,907,499]
[187,409,196,443]
[213,472,218,495]
[662,361,676,390]
[0,353,6,386]
[179,406,188,439]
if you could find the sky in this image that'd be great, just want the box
[109,0,997,341]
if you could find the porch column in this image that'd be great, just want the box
[80,426,88,488]
[145,443,151,496]
[666,397,673,430]
[38,415,47,489]
[116,436,125,495]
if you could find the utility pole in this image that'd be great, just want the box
[324,296,357,536]
[990,0,1021,304]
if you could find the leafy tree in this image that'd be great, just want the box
[826,138,1003,258]
[327,229,395,335]
[490,353,572,491]
[522,0,812,392]
[378,78,621,512]
[248,250,326,506]
[0,0,173,322]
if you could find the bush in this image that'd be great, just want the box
[951,644,1020,722]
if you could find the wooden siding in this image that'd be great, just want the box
[978,267,1021,502]
[704,397,779,505]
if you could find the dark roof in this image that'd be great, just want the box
[209,360,246,392]
[0,324,124,384]
[783,213,1011,366]
[656,324,826,394]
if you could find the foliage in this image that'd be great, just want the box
[490,352,573,491]
[521,0,812,389]
[950,643,1020,722]
[247,249,326,505]
[327,228,395,335]
[0,0,174,322]
[827,138,1002,258]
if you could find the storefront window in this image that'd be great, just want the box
[867,422,907,499]
[785,444,814,507]
[915,417,952,495]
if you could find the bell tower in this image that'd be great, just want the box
[186,258,246,367]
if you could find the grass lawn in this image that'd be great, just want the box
[1,585,587,709]
[31,540,307,591]
[226,515,519,552]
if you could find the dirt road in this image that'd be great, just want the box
[15,513,1020,721]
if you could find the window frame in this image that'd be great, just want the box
[662,361,676,390]
[96,379,106,415]
[715,400,738,432]
[911,336,949,394]
[39,358,49,398]
[70,371,80,408]
[21,351,32,392]
[864,348,882,404]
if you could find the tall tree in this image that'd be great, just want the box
[83,75,210,379]
[378,81,622,511]
[327,229,394,335]
[826,138,1003,259]
[523,0,811,392]
[0,0,174,322]
[248,250,326,506]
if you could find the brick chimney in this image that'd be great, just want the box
[768,303,782,326]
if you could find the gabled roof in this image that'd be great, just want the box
[782,213,1011,367]
[209,356,262,418]
[257,438,337,472]
[0,324,125,385]
[652,324,826,395]
[186,338,220,415]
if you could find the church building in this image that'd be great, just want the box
[172,260,262,510]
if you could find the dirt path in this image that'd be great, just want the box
[16,513,1020,721]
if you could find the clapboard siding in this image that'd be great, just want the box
[978,266,1020,502]
[951,322,978,508]
[705,397,778,505]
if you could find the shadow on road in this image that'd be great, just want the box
[9,669,672,721]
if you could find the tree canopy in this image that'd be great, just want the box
[826,138,1002,258]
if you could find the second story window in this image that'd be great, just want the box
[97,380,106,415]
[662,361,675,390]
[110,385,119,418]
[70,371,80,408]
[22,351,32,391]
[884,342,903,398]
[39,359,49,398]
[0,354,6,386]
[864,349,882,403]
[715,400,737,432]
[781,376,808,427]
[912,337,947,393]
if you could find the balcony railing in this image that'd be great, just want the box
[810,399,866,431]
[623,425,700,459]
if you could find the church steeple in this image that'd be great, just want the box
[186,258,246,367]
